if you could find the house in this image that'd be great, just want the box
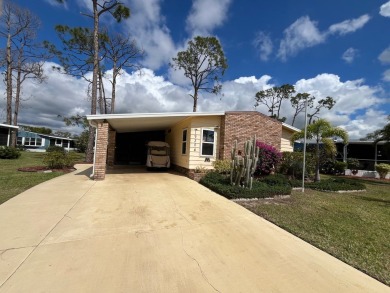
[87,111,298,180]
[0,123,19,146]
[17,130,77,152]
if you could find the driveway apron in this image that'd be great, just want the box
[0,166,388,292]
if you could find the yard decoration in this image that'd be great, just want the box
[230,136,259,189]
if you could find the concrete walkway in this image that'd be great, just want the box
[0,165,388,292]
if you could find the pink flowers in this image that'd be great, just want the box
[255,141,282,175]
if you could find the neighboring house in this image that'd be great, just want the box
[336,140,390,171]
[17,130,77,152]
[0,123,19,146]
[87,111,298,180]
[281,123,300,152]
[295,139,390,171]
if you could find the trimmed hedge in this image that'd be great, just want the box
[200,172,292,199]
[0,146,21,159]
[307,178,366,192]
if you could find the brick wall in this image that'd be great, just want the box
[219,111,282,159]
[94,122,109,180]
[107,128,116,167]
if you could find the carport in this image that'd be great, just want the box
[87,112,224,180]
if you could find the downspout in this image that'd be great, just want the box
[88,120,99,179]
[343,143,348,162]
[7,128,10,146]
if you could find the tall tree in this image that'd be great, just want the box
[290,92,314,126]
[102,32,143,113]
[0,2,30,125]
[255,84,295,121]
[291,119,348,182]
[170,36,228,112]
[307,96,336,124]
[56,0,130,163]
[364,115,390,142]
[0,1,45,146]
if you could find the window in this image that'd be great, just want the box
[182,129,187,155]
[24,137,41,146]
[55,139,62,146]
[17,137,23,145]
[201,129,215,156]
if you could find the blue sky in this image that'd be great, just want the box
[1,0,390,138]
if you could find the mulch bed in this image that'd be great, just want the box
[18,166,76,173]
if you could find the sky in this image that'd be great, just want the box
[1,0,390,138]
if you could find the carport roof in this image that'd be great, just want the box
[86,112,225,133]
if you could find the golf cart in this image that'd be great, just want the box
[146,141,171,169]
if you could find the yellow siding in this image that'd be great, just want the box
[281,128,294,152]
[165,118,191,169]
[188,116,221,170]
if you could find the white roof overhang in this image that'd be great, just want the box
[86,112,225,133]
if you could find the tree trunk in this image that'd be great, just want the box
[6,32,13,125]
[11,58,23,147]
[291,114,297,126]
[86,0,99,163]
[315,139,321,182]
[98,69,104,114]
[193,89,198,112]
[111,61,117,114]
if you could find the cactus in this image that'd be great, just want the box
[230,136,259,190]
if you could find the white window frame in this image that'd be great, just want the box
[200,128,215,157]
[182,129,188,155]
[55,139,62,146]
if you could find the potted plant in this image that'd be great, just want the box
[347,158,360,175]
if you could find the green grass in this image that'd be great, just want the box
[239,177,390,286]
[0,151,85,205]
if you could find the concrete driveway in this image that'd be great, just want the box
[0,165,388,293]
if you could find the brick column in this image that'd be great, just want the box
[107,127,116,167]
[94,122,109,180]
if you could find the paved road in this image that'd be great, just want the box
[0,165,388,292]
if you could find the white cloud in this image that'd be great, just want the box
[342,47,358,63]
[378,46,390,64]
[382,69,390,81]
[277,15,370,60]
[186,0,232,36]
[328,14,370,36]
[44,0,68,8]
[1,62,387,139]
[121,0,176,70]
[380,1,390,17]
[253,32,273,61]
[277,16,325,61]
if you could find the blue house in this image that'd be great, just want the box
[0,123,19,146]
[17,130,77,152]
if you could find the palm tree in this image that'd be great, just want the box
[291,119,349,182]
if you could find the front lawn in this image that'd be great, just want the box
[0,151,84,205]
[238,178,390,285]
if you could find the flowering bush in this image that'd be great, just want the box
[255,141,282,175]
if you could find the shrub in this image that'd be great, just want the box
[278,152,316,179]
[320,160,346,175]
[43,151,77,169]
[212,159,232,174]
[307,178,365,191]
[375,163,390,179]
[200,172,291,199]
[259,174,289,186]
[255,141,282,175]
[46,145,65,153]
[347,158,360,171]
[0,146,21,159]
